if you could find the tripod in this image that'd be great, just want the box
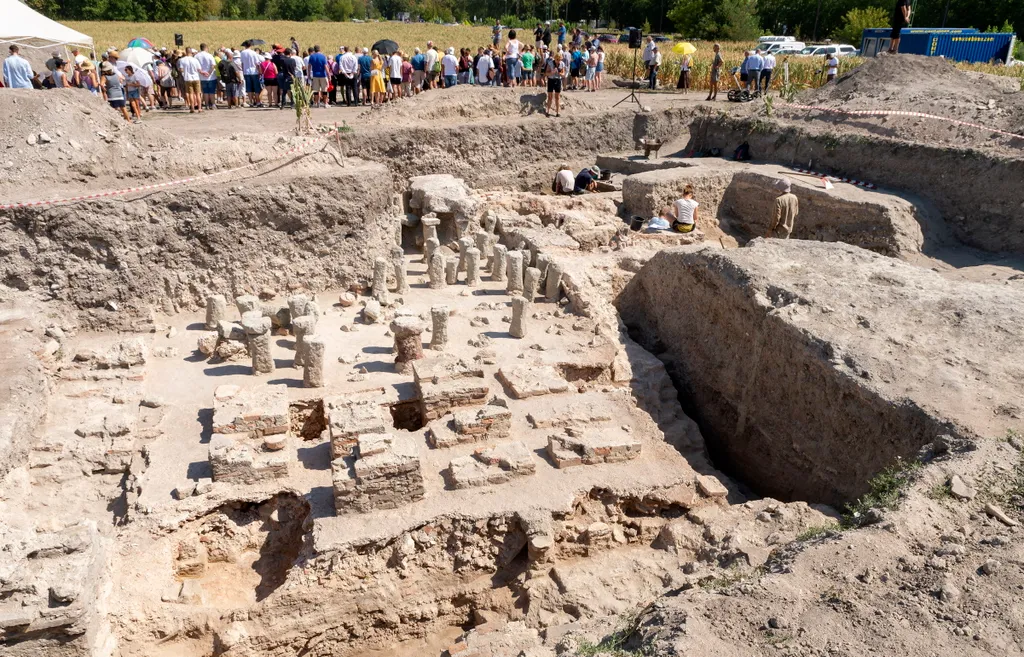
[613,48,643,109]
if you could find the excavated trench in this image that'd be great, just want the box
[4,105,1019,657]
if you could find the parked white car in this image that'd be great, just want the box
[758,35,797,45]
[797,44,859,57]
[766,41,805,54]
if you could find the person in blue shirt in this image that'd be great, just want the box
[570,47,584,90]
[557,22,567,45]
[3,44,35,89]
[574,165,600,194]
[410,47,425,93]
[358,47,373,105]
[307,45,329,107]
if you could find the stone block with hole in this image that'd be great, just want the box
[332,433,425,514]
[546,427,641,469]
[212,385,289,439]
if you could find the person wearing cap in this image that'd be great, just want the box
[177,48,202,113]
[647,44,663,89]
[99,61,131,122]
[3,45,34,89]
[768,178,799,239]
[573,165,601,195]
[217,50,241,108]
[358,47,372,104]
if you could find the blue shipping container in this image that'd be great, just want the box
[861,28,1017,64]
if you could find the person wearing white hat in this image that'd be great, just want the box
[768,178,799,239]
[441,47,458,88]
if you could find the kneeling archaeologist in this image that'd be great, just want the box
[767,178,799,239]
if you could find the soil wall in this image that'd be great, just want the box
[687,114,1024,255]
[0,159,393,325]
[616,240,1023,507]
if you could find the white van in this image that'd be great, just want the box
[766,41,805,53]
[758,36,796,44]
[798,44,859,57]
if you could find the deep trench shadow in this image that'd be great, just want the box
[297,442,332,471]
[203,364,250,377]
[197,407,213,444]
[186,460,212,480]
[252,494,311,602]
[357,360,394,374]
[306,486,336,520]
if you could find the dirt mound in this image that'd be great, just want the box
[0,89,181,197]
[356,85,606,125]
[788,54,1024,149]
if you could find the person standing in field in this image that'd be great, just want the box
[307,45,329,107]
[647,45,661,90]
[217,51,241,108]
[100,62,131,122]
[706,43,723,101]
[196,43,217,110]
[177,48,202,113]
[358,47,372,104]
[475,46,492,85]
[545,51,565,117]
[369,49,386,106]
[338,46,358,106]
[458,48,472,85]
[585,47,598,92]
[534,23,545,52]
[389,49,404,97]
[676,52,691,93]
[825,53,839,82]
[402,53,414,96]
[595,46,605,90]
[273,46,296,109]
[888,0,912,54]
[4,45,35,89]
[760,50,775,93]
[240,41,263,107]
[505,30,522,88]
[424,42,439,90]
[521,46,535,87]
[768,179,799,239]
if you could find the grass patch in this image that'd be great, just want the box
[795,524,840,542]
[927,481,954,501]
[575,609,650,657]
[841,457,922,528]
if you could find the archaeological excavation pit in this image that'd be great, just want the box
[2,71,1023,657]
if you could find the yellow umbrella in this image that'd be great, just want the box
[673,42,697,55]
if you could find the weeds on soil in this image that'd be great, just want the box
[796,524,840,542]
[576,608,652,657]
[842,457,922,528]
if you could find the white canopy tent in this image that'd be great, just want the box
[0,0,93,53]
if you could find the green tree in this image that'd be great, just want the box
[834,6,889,44]
[325,0,354,19]
[668,0,759,41]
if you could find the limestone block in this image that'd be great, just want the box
[332,433,425,514]
[496,365,570,399]
[209,435,290,484]
[212,385,289,438]
[328,400,389,459]
[546,427,642,469]
[446,441,535,489]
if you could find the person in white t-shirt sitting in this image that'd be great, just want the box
[553,164,575,195]
[668,185,699,233]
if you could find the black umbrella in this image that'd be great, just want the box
[372,39,399,56]
[247,39,267,46]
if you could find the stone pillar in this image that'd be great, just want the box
[483,211,498,234]
[394,217,403,247]
[303,335,325,388]
[475,232,492,270]
[465,247,481,287]
[507,251,524,295]
[372,257,390,306]
[430,305,449,351]
[242,313,274,375]
[421,215,440,245]
[205,294,227,330]
[428,251,447,289]
[524,267,542,301]
[424,237,440,265]
[536,254,551,278]
[457,237,474,274]
[235,294,260,317]
[288,294,310,325]
[292,315,317,367]
[390,316,425,373]
[492,244,508,281]
[445,257,458,286]
[545,262,563,301]
[510,296,529,338]
[392,247,409,295]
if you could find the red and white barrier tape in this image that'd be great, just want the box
[0,128,336,211]
[792,167,877,190]
[779,103,1024,142]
